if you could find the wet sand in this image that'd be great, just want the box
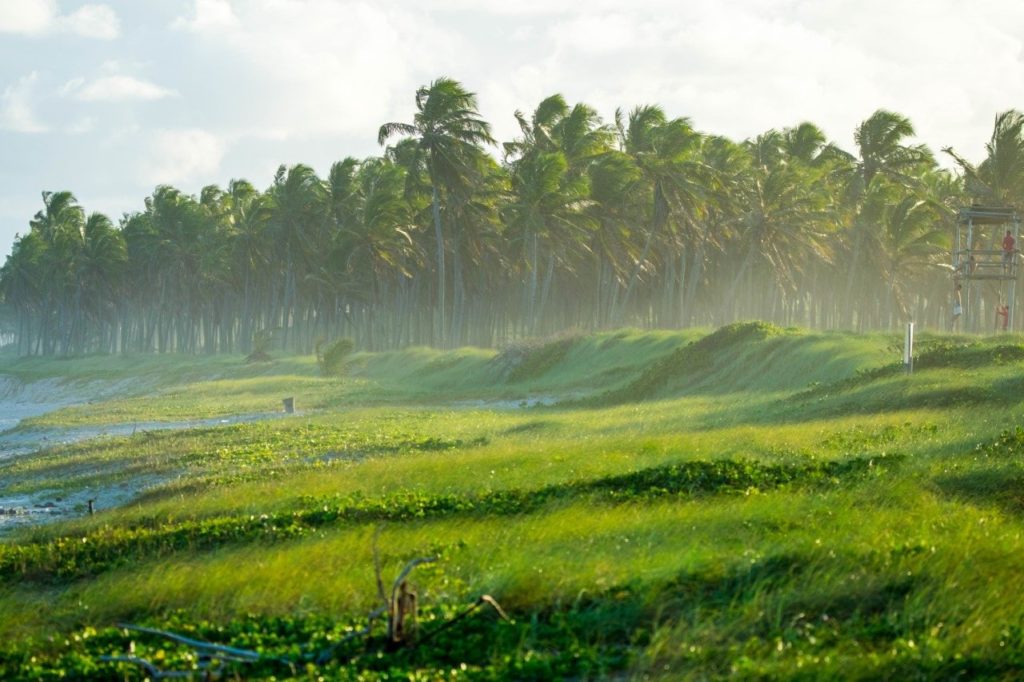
[0,375,289,533]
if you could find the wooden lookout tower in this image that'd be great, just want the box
[953,206,1021,331]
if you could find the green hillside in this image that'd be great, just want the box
[3,324,1024,679]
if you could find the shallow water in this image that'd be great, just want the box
[0,374,294,533]
[0,375,140,434]
[449,393,584,410]
[0,411,288,459]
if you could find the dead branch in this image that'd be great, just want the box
[97,536,506,675]
[115,623,264,662]
[415,594,512,646]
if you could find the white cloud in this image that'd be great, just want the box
[464,0,1024,164]
[172,0,236,31]
[0,72,46,133]
[173,0,462,139]
[0,0,118,39]
[69,75,176,102]
[65,116,95,134]
[420,0,627,15]
[143,129,227,185]
[58,77,86,97]
[58,4,119,40]
[0,0,56,34]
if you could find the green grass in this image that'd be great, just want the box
[3,324,1024,679]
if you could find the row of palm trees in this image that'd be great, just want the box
[3,77,1024,355]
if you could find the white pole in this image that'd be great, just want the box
[904,322,914,374]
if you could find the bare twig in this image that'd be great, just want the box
[115,623,264,662]
[415,594,511,646]
[479,594,511,622]
[314,604,387,665]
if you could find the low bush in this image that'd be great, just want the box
[317,338,355,376]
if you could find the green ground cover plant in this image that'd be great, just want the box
[3,323,1024,679]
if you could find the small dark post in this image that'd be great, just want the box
[390,580,418,645]
[282,397,294,413]
[87,499,95,515]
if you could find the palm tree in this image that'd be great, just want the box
[71,213,127,351]
[26,191,86,353]
[145,186,208,352]
[378,77,495,346]
[335,158,421,347]
[853,110,933,187]
[879,188,947,324]
[269,164,327,350]
[944,110,1024,207]
[616,105,712,323]
[226,179,272,352]
[723,133,831,322]
[504,95,606,333]
[505,147,591,333]
[843,110,934,326]
[0,231,47,353]
[587,149,642,327]
[684,135,748,326]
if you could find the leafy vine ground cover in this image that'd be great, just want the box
[2,324,1024,679]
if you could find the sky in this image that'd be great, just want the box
[2,0,1024,258]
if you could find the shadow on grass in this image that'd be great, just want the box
[933,466,1024,516]
[0,551,931,681]
[2,454,901,584]
[707,378,1023,430]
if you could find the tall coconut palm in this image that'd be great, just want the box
[27,191,86,353]
[0,231,47,353]
[378,77,495,346]
[340,160,417,286]
[722,132,832,322]
[854,110,933,188]
[504,94,606,333]
[505,148,591,332]
[616,105,712,323]
[70,213,127,351]
[225,179,272,352]
[944,110,1024,207]
[587,149,642,327]
[843,110,934,325]
[269,164,327,350]
[684,135,749,325]
[145,186,208,352]
[879,188,947,324]
[338,159,420,345]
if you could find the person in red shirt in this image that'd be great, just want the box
[1003,230,1016,272]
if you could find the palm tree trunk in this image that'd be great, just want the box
[723,237,760,324]
[844,230,863,329]
[536,249,556,334]
[620,184,667,325]
[431,183,446,347]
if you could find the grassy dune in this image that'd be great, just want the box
[2,324,1024,679]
